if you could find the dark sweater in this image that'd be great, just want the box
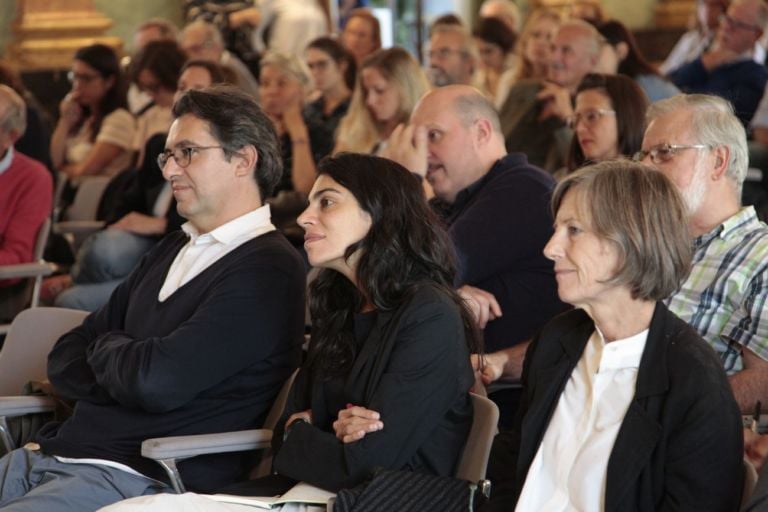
[272,284,474,492]
[668,57,768,126]
[434,154,568,352]
[38,229,306,492]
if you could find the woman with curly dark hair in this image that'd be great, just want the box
[274,152,480,490]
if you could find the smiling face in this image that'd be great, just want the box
[297,175,373,280]
[574,88,619,162]
[547,25,598,90]
[544,188,621,310]
[362,67,400,124]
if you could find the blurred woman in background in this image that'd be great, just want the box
[564,73,648,175]
[595,20,680,103]
[51,44,135,179]
[334,47,430,155]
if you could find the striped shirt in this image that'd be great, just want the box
[666,207,768,373]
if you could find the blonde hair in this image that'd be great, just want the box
[335,47,430,154]
[514,8,562,81]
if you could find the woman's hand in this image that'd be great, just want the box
[283,96,308,143]
[333,405,383,443]
[745,428,768,472]
[58,92,83,129]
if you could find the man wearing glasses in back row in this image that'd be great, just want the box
[0,87,306,511]
[668,0,768,127]
[635,93,768,413]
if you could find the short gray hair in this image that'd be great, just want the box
[557,19,603,58]
[0,85,26,135]
[647,94,748,193]
[452,88,502,134]
[259,52,311,89]
[552,159,692,301]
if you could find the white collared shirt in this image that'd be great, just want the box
[158,204,276,301]
[516,326,649,512]
[0,147,14,176]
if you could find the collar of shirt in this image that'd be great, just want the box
[694,206,757,248]
[588,326,648,374]
[0,147,15,176]
[181,203,275,245]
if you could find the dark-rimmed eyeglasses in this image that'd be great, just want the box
[632,143,710,164]
[566,108,616,129]
[157,146,223,169]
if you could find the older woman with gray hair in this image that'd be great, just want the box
[259,52,332,197]
[484,160,743,511]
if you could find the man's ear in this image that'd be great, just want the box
[711,144,730,181]
[473,117,493,147]
[234,145,258,177]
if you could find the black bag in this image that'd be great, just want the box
[334,468,477,512]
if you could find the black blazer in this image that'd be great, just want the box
[272,284,474,492]
[485,303,744,512]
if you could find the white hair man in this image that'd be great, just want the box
[639,93,768,412]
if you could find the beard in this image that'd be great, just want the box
[680,161,709,215]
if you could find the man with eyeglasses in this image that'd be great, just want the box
[427,24,477,87]
[668,0,768,127]
[639,93,768,413]
[0,87,305,511]
[498,19,602,173]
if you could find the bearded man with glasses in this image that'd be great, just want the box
[639,93,768,414]
[668,0,768,127]
[0,86,305,511]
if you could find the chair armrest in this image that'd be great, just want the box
[141,429,273,461]
[0,396,56,417]
[0,262,56,280]
[53,220,106,235]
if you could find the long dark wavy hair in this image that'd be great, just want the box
[71,44,127,141]
[306,153,481,378]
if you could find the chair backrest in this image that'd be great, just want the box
[62,176,111,222]
[455,392,499,483]
[263,369,299,431]
[0,307,89,395]
[252,369,299,478]
[28,217,52,308]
